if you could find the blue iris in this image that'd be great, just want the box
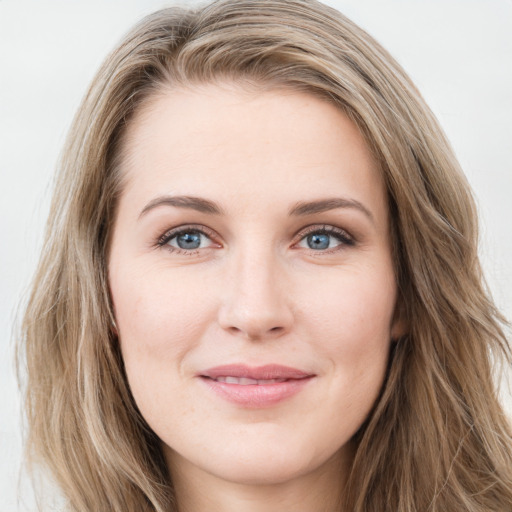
[307,233,330,250]
[176,232,202,249]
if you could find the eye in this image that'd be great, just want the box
[296,225,354,252]
[157,225,219,254]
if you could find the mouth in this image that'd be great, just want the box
[200,363,313,380]
[198,364,315,408]
[208,376,289,385]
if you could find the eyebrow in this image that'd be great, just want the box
[139,195,373,223]
[139,195,225,218]
[288,197,374,223]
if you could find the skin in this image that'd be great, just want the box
[108,82,404,512]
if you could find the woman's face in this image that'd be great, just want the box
[109,83,403,487]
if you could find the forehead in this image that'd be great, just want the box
[117,82,387,220]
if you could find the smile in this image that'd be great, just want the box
[198,364,315,408]
[211,376,288,385]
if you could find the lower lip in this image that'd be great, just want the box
[199,376,314,408]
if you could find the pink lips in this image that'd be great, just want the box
[199,364,315,408]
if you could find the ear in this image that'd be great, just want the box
[390,299,408,341]
[110,316,119,337]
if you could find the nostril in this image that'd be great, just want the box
[218,298,293,340]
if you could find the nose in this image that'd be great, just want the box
[217,248,294,341]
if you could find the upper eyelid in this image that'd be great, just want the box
[157,223,354,249]
[157,224,218,246]
[295,224,351,236]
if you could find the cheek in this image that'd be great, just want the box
[111,272,218,431]
[300,264,397,353]
[298,266,395,416]
[113,264,210,344]
[110,266,215,398]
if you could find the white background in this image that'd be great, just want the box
[1,1,511,510]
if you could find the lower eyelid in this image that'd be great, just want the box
[157,225,217,247]
[155,225,354,252]
[297,226,353,242]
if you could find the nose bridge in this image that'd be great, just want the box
[218,241,293,340]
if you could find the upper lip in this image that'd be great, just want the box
[199,364,314,380]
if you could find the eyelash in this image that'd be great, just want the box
[156,224,355,256]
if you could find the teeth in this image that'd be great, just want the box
[215,376,287,385]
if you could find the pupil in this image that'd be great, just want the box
[308,233,329,250]
[177,232,201,249]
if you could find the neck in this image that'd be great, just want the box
[167,446,352,512]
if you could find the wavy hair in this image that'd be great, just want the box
[19,1,512,510]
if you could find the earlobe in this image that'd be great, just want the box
[390,301,408,341]
[110,316,119,337]
[108,298,119,337]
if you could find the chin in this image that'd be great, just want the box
[219,451,315,485]
[166,428,346,487]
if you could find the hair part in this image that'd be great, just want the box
[19,1,512,511]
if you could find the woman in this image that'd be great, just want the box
[19,0,512,510]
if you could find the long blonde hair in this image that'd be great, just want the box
[19,1,512,510]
